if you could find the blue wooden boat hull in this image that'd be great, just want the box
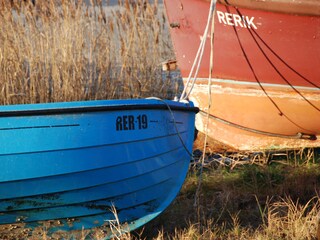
[0,99,198,234]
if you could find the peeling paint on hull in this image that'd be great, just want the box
[189,80,320,151]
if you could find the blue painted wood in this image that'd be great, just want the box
[0,99,197,235]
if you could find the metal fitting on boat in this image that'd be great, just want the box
[170,22,180,28]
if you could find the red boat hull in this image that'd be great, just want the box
[164,0,320,150]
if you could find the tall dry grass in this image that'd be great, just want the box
[164,196,319,240]
[0,0,177,105]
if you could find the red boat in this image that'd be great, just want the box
[164,0,320,151]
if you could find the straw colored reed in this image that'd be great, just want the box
[0,0,176,105]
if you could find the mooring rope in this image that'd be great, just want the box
[193,0,217,208]
[179,0,217,101]
[223,2,320,133]
[199,110,317,140]
[146,97,193,158]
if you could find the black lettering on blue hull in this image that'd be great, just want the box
[116,114,148,131]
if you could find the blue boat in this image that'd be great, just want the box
[0,98,198,236]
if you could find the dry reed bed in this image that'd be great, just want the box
[0,0,176,105]
[162,197,320,240]
[98,194,320,239]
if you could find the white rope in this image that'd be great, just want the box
[180,0,217,101]
[193,0,216,208]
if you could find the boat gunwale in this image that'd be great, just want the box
[0,102,199,117]
[216,0,320,16]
